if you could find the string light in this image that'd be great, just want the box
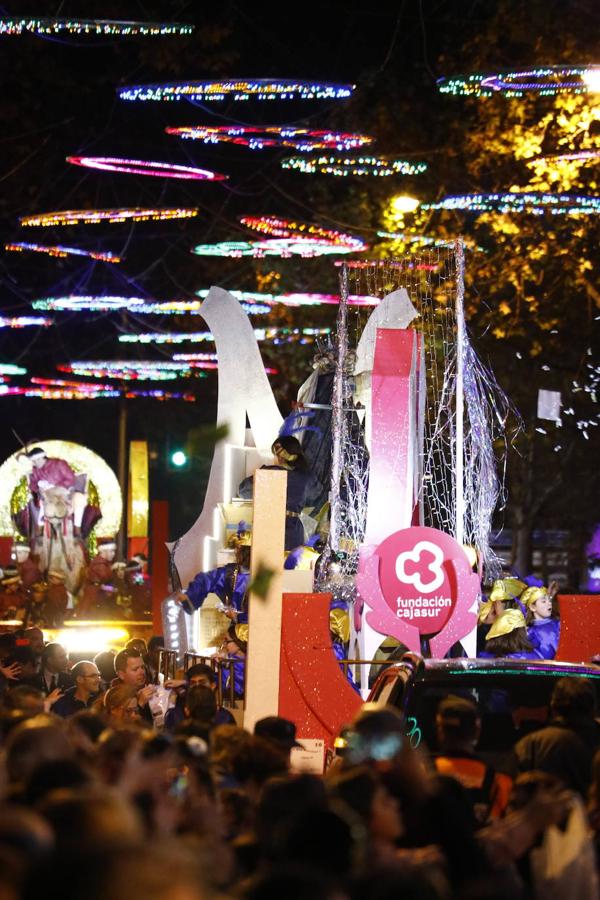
[165,125,371,151]
[0,316,52,328]
[118,79,355,103]
[20,207,198,227]
[281,154,428,176]
[0,384,196,401]
[32,295,270,316]
[240,215,367,251]
[0,364,27,375]
[195,288,378,306]
[438,65,600,97]
[422,192,600,215]
[527,150,600,166]
[377,231,486,252]
[66,156,228,181]
[5,242,121,263]
[119,326,331,345]
[191,238,359,258]
[0,18,194,36]
[57,361,193,381]
[334,259,437,270]
[33,296,147,312]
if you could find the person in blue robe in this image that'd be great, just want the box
[238,436,320,551]
[178,542,250,624]
[522,584,560,659]
[477,608,544,660]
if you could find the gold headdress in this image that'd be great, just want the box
[489,578,527,603]
[486,608,526,640]
[521,586,549,609]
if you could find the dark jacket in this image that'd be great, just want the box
[52,687,98,718]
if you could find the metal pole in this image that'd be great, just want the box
[117,397,127,559]
[455,239,465,545]
[329,263,349,551]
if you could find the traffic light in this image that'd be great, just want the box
[166,442,191,471]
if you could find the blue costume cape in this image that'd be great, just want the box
[185,564,249,624]
[527,618,560,659]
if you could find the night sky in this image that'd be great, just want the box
[0,2,597,548]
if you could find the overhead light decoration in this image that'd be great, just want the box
[58,361,193,381]
[422,192,600,215]
[281,154,428,177]
[0,383,196,401]
[334,259,437,271]
[32,294,270,316]
[165,125,372,151]
[118,79,355,103]
[195,288,378,306]
[33,295,147,312]
[0,316,52,328]
[377,231,486,252]
[191,238,358,258]
[5,242,121,263]
[438,65,600,97]
[240,215,367,252]
[170,351,279,374]
[67,156,228,181]
[119,326,331,345]
[0,364,27,375]
[527,149,600,167]
[20,207,198,227]
[0,18,194,36]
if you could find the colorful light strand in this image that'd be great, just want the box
[281,154,428,177]
[165,125,371,151]
[333,259,437,270]
[377,231,486,252]
[422,192,600,215]
[0,385,195,401]
[240,215,367,252]
[192,239,358,258]
[195,288,378,306]
[437,65,600,97]
[57,361,192,381]
[33,296,147,312]
[5,242,121,263]
[170,351,280,373]
[0,364,26,375]
[0,18,194,36]
[32,295,270,316]
[527,150,600,166]
[0,316,52,328]
[20,207,198,227]
[119,79,354,103]
[66,156,228,181]
[119,326,331,345]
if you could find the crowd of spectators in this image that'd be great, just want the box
[1,626,600,899]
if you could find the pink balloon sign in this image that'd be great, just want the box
[357,526,480,657]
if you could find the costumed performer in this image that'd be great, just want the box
[476,577,527,655]
[215,623,246,700]
[24,447,90,539]
[14,541,43,589]
[77,538,117,616]
[0,566,25,618]
[45,569,69,627]
[522,583,560,659]
[238,435,320,551]
[478,609,543,660]
[176,527,251,623]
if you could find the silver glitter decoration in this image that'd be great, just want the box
[321,246,512,584]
